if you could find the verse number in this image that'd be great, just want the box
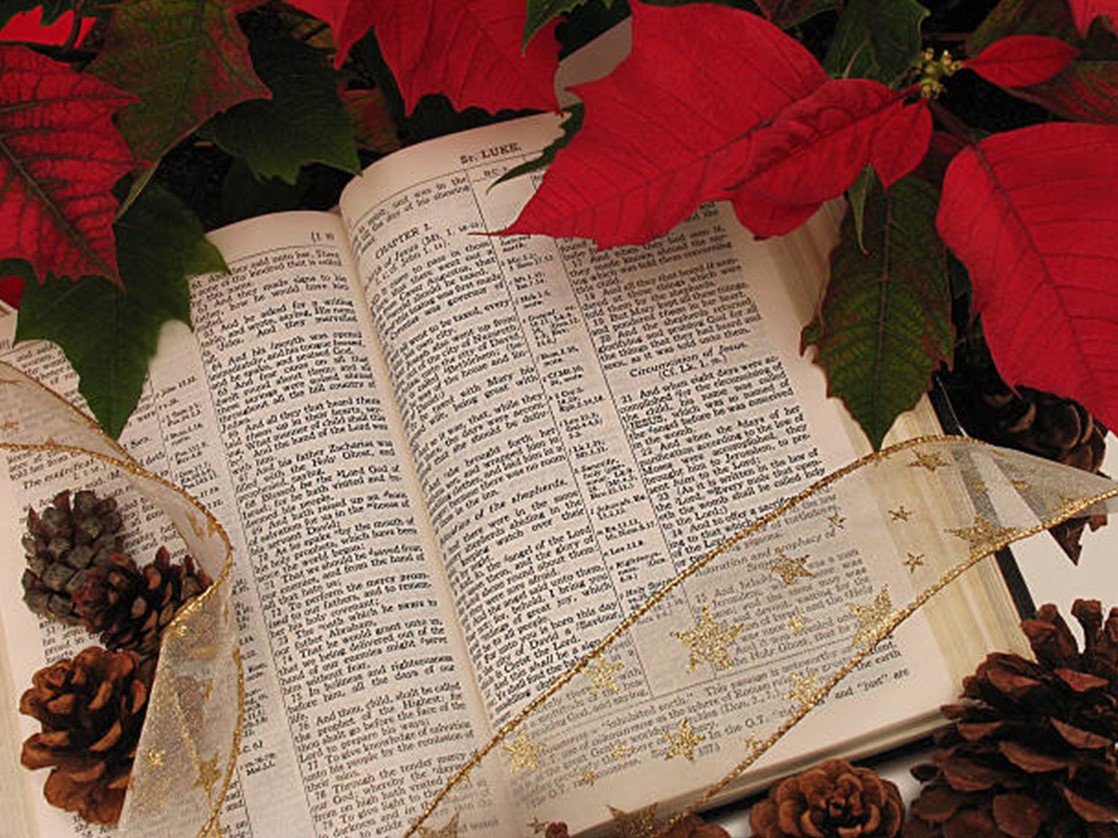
[310,230,336,243]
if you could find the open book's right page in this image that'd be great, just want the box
[339,115,1023,831]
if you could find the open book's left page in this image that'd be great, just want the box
[0,212,509,837]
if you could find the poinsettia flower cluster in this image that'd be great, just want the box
[0,0,1117,445]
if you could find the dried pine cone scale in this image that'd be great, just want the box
[20,647,152,825]
[906,600,1118,837]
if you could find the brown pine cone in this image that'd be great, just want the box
[20,646,153,825]
[73,545,212,657]
[906,600,1118,837]
[21,490,124,624]
[750,758,904,837]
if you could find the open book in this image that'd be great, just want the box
[0,106,1054,837]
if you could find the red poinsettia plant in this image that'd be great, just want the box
[1,0,1116,447]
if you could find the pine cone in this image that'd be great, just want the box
[20,646,153,825]
[21,490,124,624]
[750,758,904,837]
[74,545,212,656]
[906,600,1118,837]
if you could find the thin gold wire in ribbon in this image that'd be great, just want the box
[407,435,1118,836]
[0,361,242,838]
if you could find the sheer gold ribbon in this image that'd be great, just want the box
[410,436,1118,837]
[0,361,241,838]
[5,358,1118,838]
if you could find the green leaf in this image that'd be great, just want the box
[756,0,842,29]
[970,0,1118,124]
[202,34,360,184]
[525,0,596,47]
[87,0,270,164]
[824,0,929,84]
[802,176,952,449]
[846,164,875,253]
[220,159,312,224]
[489,104,584,190]
[15,185,224,437]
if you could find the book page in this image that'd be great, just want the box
[0,213,508,837]
[339,115,985,828]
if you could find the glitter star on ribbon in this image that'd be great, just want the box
[827,512,846,530]
[769,551,814,586]
[609,804,658,838]
[584,654,624,694]
[193,754,222,796]
[848,586,894,649]
[903,553,924,573]
[529,817,548,834]
[889,505,913,522]
[786,670,819,707]
[504,731,544,774]
[672,603,743,671]
[788,614,806,634]
[909,450,949,472]
[610,740,633,760]
[418,813,459,838]
[946,514,1021,556]
[576,766,598,787]
[662,718,705,762]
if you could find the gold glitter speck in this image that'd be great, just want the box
[910,450,949,472]
[193,754,222,797]
[662,718,705,762]
[418,813,459,838]
[576,766,598,787]
[848,587,894,649]
[584,655,624,694]
[503,731,544,774]
[903,553,924,573]
[788,614,806,634]
[769,551,814,586]
[672,603,743,671]
[889,505,913,522]
[946,514,1020,555]
[610,740,633,760]
[786,670,819,707]
[145,749,165,769]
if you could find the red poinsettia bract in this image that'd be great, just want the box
[503,2,931,247]
[720,79,931,238]
[0,46,137,286]
[501,2,829,247]
[0,8,94,46]
[1067,0,1118,35]
[964,34,1081,88]
[285,0,560,114]
[937,122,1118,433]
